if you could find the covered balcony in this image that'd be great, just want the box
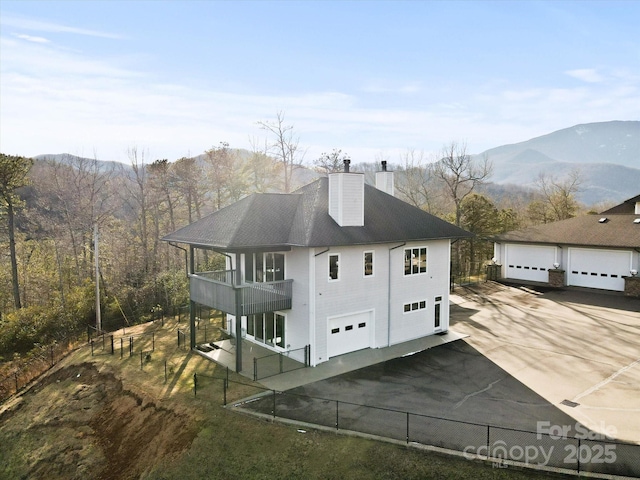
[190,270,293,316]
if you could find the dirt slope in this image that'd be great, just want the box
[0,362,197,480]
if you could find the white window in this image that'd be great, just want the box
[403,300,427,313]
[247,312,285,348]
[245,252,285,283]
[364,251,374,277]
[404,247,427,276]
[329,254,340,281]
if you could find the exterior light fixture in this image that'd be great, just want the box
[631,269,638,277]
[553,262,560,269]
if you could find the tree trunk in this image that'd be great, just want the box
[7,200,22,309]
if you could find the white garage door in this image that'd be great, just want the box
[505,244,557,283]
[328,311,371,358]
[568,248,631,291]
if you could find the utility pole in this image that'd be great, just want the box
[94,224,102,332]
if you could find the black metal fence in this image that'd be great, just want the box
[253,345,310,381]
[200,378,640,478]
[0,339,76,403]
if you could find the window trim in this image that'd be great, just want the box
[246,312,286,350]
[403,299,427,314]
[434,296,442,330]
[404,247,428,276]
[329,253,340,282]
[363,250,374,277]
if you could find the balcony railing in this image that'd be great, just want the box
[190,270,292,316]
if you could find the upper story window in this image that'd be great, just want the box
[246,252,285,283]
[364,251,374,277]
[404,247,427,275]
[329,254,340,281]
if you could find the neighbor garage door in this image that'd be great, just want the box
[328,311,371,358]
[568,248,631,291]
[505,244,557,283]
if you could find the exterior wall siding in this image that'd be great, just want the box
[311,239,451,363]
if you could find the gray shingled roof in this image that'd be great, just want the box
[600,194,640,215]
[162,177,472,250]
[494,214,640,249]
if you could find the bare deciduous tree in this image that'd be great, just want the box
[395,149,440,213]
[313,148,349,174]
[534,169,582,222]
[433,141,492,227]
[257,111,304,192]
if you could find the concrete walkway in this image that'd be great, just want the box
[450,281,640,443]
[258,330,467,391]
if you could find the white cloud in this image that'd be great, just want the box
[14,33,50,44]
[1,13,125,39]
[565,68,605,83]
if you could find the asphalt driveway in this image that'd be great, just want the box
[238,282,640,475]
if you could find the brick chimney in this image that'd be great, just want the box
[375,160,394,196]
[328,159,364,227]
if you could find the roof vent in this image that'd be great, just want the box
[598,217,608,223]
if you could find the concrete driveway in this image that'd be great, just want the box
[449,282,640,443]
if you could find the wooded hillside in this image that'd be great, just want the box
[0,141,593,359]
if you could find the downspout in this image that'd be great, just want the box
[168,242,188,276]
[312,248,330,365]
[388,242,406,347]
[234,251,243,373]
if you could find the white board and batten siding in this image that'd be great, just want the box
[504,244,557,283]
[567,248,631,291]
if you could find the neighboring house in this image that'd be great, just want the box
[493,194,640,294]
[162,161,472,371]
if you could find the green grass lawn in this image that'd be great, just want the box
[1,315,569,480]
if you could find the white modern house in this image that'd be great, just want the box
[493,194,640,293]
[163,161,472,372]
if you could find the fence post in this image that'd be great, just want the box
[120,338,123,358]
[177,330,180,347]
[91,340,94,356]
[193,372,197,397]
[110,335,114,355]
[406,412,410,444]
[486,425,491,458]
[336,401,339,430]
[577,438,581,474]
[152,332,155,351]
[164,360,167,383]
[253,357,257,382]
[223,378,227,406]
[226,366,229,389]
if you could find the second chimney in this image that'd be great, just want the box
[375,161,394,196]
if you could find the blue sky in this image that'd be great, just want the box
[1,0,639,164]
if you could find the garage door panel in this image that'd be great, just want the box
[505,245,556,283]
[568,248,630,291]
[328,311,371,358]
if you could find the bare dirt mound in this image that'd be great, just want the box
[0,362,198,480]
